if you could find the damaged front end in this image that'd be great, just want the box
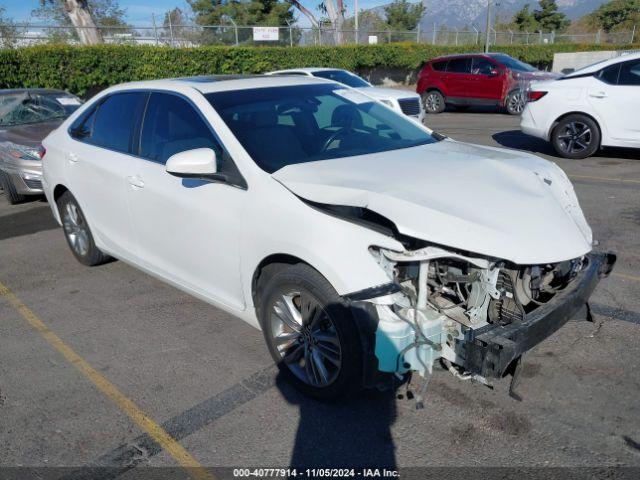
[349,244,616,400]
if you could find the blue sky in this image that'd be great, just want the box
[2,0,385,26]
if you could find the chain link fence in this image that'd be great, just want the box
[1,23,638,48]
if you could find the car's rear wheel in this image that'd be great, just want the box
[505,90,525,115]
[57,191,110,266]
[551,114,600,159]
[0,171,26,205]
[258,263,362,401]
[422,90,446,114]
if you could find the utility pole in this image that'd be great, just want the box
[484,0,492,53]
[355,0,359,44]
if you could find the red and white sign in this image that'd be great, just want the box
[253,27,279,41]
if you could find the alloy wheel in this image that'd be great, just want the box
[62,202,90,257]
[507,91,525,114]
[269,290,342,387]
[424,92,442,113]
[556,121,592,155]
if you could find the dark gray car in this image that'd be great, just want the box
[0,89,82,204]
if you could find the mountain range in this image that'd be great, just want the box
[393,0,610,29]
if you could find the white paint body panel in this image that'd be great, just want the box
[42,75,591,332]
[521,52,640,149]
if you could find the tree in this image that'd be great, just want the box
[35,1,104,44]
[587,0,640,32]
[0,7,18,48]
[511,5,537,31]
[533,0,570,32]
[384,0,425,31]
[188,0,296,26]
[34,0,130,44]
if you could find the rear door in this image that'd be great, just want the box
[588,58,640,146]
[126,92,247,309]
[443,57,474,100]
[65,91,147,258]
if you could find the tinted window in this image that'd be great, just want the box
[446,58,471,74]
[206,84,437,174]
[311,70,370,88]
[618,59,640,86]
[431,61,447,71]
[140,93,221,165]
[69,105,98,139]
[598,64,621,84]
[489,54,536,72]
[91,92,147,153]
[471,57,496,75]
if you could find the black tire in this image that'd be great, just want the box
[421,90,446,114]
[56,191,110,266]
[551,114,600,159]
[505,90,525,115]
[257,263,363,401]
[0,170,26,205]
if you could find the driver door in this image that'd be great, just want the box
[126,92,247,310]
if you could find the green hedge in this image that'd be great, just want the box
[1,43,637,96]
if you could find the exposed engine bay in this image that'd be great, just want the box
[363,244,613,403]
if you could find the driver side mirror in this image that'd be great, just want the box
[166,148,220,180]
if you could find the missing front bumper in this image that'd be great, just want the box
[457,251,617,379]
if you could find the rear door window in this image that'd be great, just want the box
[618,59,640,86]
[90,92,147,153]
[139,92,222,165]
[446,58,472,74]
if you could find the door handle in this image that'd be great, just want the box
[589,92,607,99]
[67,152,79,163]
[127,175,145,189]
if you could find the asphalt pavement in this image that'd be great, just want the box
[1,110,639,478]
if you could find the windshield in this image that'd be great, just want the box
[0,92,82,127]
[490,54,537,72]
[311,70,370,88]
[206,84,437,173]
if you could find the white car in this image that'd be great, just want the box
[267,67,425,123]
[42,75,614,400]
[521,52,640,159]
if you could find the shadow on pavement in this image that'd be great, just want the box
[275,370,397,469]
[492,129,557,156]
[0,203,58,241]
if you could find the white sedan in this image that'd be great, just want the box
[521,52,640,159]
[42,75,614,400]
[267,67,425,123]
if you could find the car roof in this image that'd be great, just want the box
[104,74,333,95]
[0,88,73,96]
[564,51,640,77]
[268,67,344,74]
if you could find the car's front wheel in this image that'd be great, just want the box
[422,90,446,114]
[551,114,600,159]
[57,191,111,266]
[505,90,525,115]
[258,264,362,400]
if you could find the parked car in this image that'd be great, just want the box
[521,52,640,159]
[42,75,614,400]
[417,53,559,115]
[267,68,425,123]
[0,89,82,204]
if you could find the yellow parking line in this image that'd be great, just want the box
[613,272,640,282]
[569,174,640,185]
[0,281,215,480]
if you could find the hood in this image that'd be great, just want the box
[0,119,64,148]
[272,141,592,265]
[357,86,420,101]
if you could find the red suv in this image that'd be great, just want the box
[417,53,558,115]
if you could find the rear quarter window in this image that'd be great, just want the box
[431,61,447,72]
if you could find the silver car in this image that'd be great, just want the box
[0,89,82,204]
